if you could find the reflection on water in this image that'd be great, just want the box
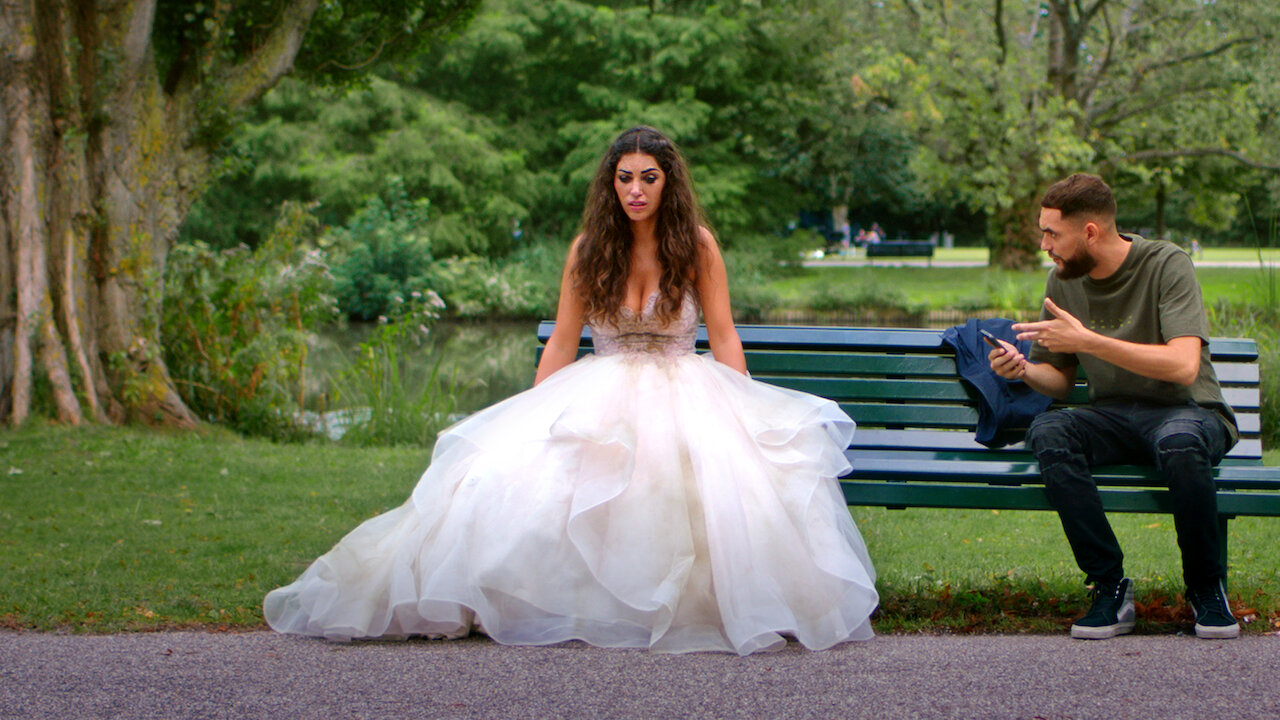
[308,320,541,416]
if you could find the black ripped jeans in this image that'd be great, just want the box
[1026,401,1233,589]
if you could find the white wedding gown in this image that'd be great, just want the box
[264,292,878,654]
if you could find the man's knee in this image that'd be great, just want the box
[1027,411,1077,456]
[1153,419,1214,471]
[1027,411,1087,487]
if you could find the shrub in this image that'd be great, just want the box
[1207,276,1280,449]
[328,181,437,321]
[427,256,534,319]
[163,203,337,440]
[805,281,925,316]
[724,240,787,322]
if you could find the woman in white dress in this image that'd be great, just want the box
[264,126,878,654]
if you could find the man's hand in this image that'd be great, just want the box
[987,338,1027,380]
[1010,296,1202,389]
[1012,298,1093,355]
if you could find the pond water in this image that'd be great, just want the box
[308,319,542,417]
[305,311,983,429]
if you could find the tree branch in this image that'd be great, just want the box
[107,0,158,81]
[899,0,921,31]
[1077,3,1118,111]
[1140,35,1266,76]
[208,0,320,113]
[311,1,476,75]
[994,0,1007,66]
[1090,80,1238,129]
[1079,0,1109,27]
[1122,148,1280,171]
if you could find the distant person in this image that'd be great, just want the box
[869,222,885,243]
[1190,238,1202,259]
[264,125,879,654]
[987,173,1240,640]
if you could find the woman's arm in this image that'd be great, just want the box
[534,237,588,386]
[694,228,748,375]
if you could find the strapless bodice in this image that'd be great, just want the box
[590,292,698,358]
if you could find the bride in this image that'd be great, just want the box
[264,126,879,654]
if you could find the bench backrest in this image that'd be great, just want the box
[536,323,1263,461]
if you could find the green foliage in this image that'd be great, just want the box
[954,272,1049,317]
[427,246,561,319]
[805,281,926,317]
[327,182,438,321]
[162,203,338,440]
[1208,289,1280,448]
[331,292,461,447]
[852,0,1280,261]
[152,0,481,93]
[411,0,885,244]
[181,77,535,258]
[723,242,784,323]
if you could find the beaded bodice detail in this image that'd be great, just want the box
[591,292,698,358]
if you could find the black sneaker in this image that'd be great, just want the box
[1070,577,1135,640]
[1187,580,1240,639]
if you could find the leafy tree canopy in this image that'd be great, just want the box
[849,0,1280,263]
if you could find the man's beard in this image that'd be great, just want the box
[1052,248,1097,280]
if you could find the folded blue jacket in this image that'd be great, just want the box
[942,318,1053,448]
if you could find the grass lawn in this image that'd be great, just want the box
[827,246,1280,266]
[1,424,429,632]
[3,424,1277,636]
[777,247,1280,312]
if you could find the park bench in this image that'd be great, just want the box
[865,240,935,262]
[535,322,1280,570]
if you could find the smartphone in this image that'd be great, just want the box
[978,329,1004,350]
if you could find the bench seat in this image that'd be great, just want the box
[536,322,1280,570]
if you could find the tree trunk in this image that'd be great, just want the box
[988,195,1042,271]
[1,0,317,427]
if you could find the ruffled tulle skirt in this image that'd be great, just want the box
[264,352,878,654]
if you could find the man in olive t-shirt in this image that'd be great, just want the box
[987,174,1240,640]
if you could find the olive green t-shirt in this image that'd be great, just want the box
[1029,234,1238,444]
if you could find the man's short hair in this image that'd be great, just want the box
[1041,173,1116,220]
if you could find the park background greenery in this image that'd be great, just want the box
[5,0,1280,634]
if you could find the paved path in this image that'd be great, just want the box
[3,630,1278,719]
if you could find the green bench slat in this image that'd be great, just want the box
[1216,363,1261,384]
[759,375,1256,411]
[747,352,1253,385]
[845,428,1263,461]
[537,322,1259,362]
[838,402,978,428]
[838,402,1261,437]
[745,352,957,377]
[845,452,1279,490]
[841,482,1280,516]
[759,376,975,402]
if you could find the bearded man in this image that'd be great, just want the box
[987,173,1240,640]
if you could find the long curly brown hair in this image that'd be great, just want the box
[572,126,706,325]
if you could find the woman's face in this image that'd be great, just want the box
[614,152,665,225]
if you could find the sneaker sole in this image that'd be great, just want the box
[1070,621,1135,640]
[1194,623,1241,639]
